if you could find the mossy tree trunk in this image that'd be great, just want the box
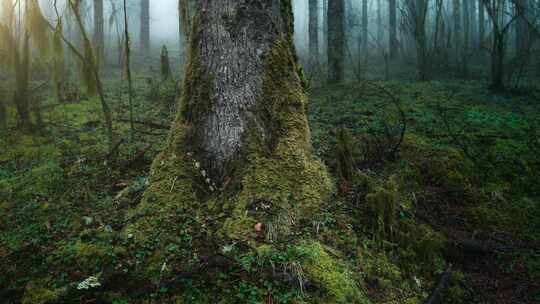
[125,1,370,302]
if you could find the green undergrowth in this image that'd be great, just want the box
[1,76,539,303]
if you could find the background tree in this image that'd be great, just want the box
[140,0,150,55]
[482,0,516,91]
[404,0,430,81]
[0,0,50,131]
[389,0,398,60]
[93,0,104,65]
[309,0,319,74]
[328,0,345,83]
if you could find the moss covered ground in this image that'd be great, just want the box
[0,69,539,303]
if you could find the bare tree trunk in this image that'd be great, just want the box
[515,0,529,56]
[93,0,104,65]
[453,0,462,69]
[322,0,328,61]
[123,0,134,146]
[0,97,5,129]
[471,0,478,44]
[328,0,345,83]
[479,0,485,49]
[15,33,33,132]
[407,0,429,81]
[140,0,150,55]
[362,0,368,55]
[389,0,398,60]
[377,0,383,43]
[463,0,470,76]
[492,32,505,90]
[309,0,319,73]
[482,0,507,91]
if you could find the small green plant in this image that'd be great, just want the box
[335,127,355,190]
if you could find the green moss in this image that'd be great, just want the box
[178,14,213,127]
[295,241,369,303]
[257,241,370,303]
[22,279,66,304]
[52,240,113,272]
[217,35,333,243]
[357,247,403,291]
[366,175,399,235]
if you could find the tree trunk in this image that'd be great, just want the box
[128,4,341,298]
[93,0,104,65]
[389,0,398,60]
[453,0,462,69]
[492,32,505,91]
[309,0,319,73]
[479,0,485,49]
[409,0,429,81]
[462,0,470,76]
[15,34,33,132]
[140,0,150,55]
[0,97,5,129]
[471,0,478,44]
[377,0,383,43]
[322,0,328,61]
[362,0,368,55]
[328,0,345,83]
[515,0,529,56]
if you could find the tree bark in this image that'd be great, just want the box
[328,0,345,83]
[453,0,462,69]
[309,0,319,73]
[479,0,485,49]
[362,0,368,54]
[471,0,478,44]
[140,0,150,55]
[322,0,328,61]
[93,0,104,65]
[462,0,470,76]
[389,0,398,60]
[515,0,529,56]
[131,0,333,270]
[377,0,383,43]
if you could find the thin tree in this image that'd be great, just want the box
[481,0,521,91]
[0,0,49,131]
[389,0,398,60]
[309,0,319,74]
[123,0,134,147]
[93,0,104,65]
[404,0,430,81]
[140,0,150,55]
[328,0,345,83]
[52,0,114,152]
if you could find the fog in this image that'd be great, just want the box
[2,0,309,53]
[147,0,310,51]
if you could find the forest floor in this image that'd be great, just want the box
[0,72,539,303]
